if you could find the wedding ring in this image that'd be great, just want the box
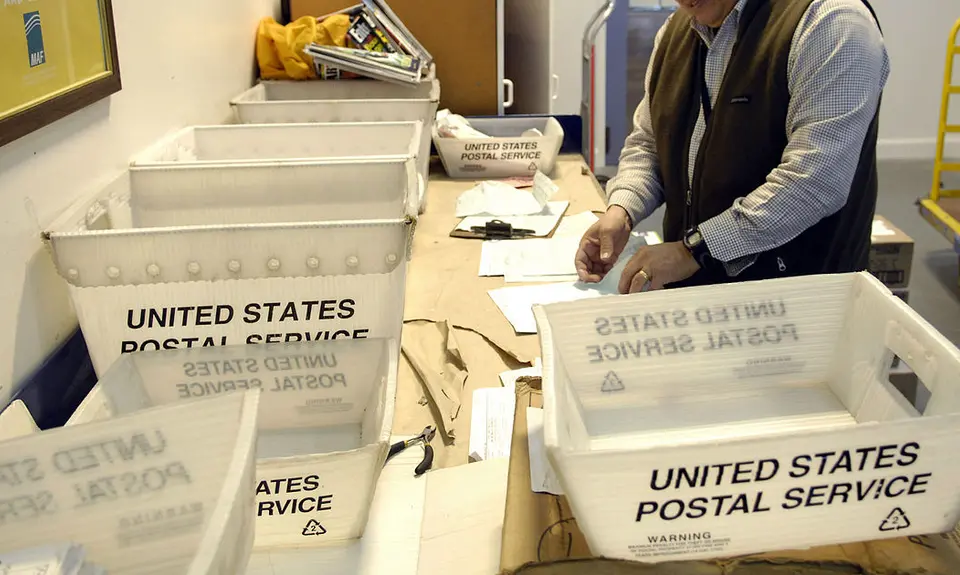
[638,269,652,285]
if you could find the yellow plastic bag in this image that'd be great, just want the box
[256,15,351,80]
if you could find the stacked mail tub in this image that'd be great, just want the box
[130,121,424,218]
[534,272,960,562]
[45,169,413,375]
[68,338,398,549]
[45,116,421,544]
[230,77,439,213]
[0,391,260,574]
[0,400,38,440]
[45,139,414,546]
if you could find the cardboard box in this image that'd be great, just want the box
[871,215,914,289]
[501,384,960,575]
[534,272,960,562]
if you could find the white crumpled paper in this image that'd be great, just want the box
[455,172,559,218]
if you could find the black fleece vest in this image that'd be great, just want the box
[648,0,880,287]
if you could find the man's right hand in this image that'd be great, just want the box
[575,205,633,283]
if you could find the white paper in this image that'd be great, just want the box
[553,211,600,238]
[455,173,558,217]
[504,236,581,278]
[489,283,604,333]
[488,231,653,334]
[872,218,895,237]
[418,458,508,575]
[526,407,564,496]
[479,241,512,277]
[530,172,559,206]
[468,385,517,462]
[499,361,542,387]
[479,229,580,280]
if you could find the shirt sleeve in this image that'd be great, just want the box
[697,0,890,273]
[605,16,673,227]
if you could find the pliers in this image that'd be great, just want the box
[386,426,436,477]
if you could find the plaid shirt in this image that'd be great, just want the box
[606,0,889,276]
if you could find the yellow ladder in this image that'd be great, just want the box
[932,17,960,200]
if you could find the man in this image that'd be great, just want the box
[575,0,889,294]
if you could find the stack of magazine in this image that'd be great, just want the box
[305,0,433,85]
[0,544,104,575]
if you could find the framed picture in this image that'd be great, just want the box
[0,0,121,148]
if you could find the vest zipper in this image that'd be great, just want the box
[689,38,742,231]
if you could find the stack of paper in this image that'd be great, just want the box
[467,362,544,463]
[487,230,662,333]
[305,1,433,85]
[480,237,582,283]
[0,544,104,575]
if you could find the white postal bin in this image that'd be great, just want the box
[433,116,564,179]
[230,79,439,213]
[70,338,397,549]
[0,399,38,440]
[0,391,260,575]
[131,122,424,215]
[535,272,960,563]
[128,157,420,228]
[43,172,413,377]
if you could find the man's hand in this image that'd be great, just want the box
[619,242,700,294]
[575,206,633,283]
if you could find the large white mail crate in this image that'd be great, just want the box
[71,338,397,549]
[132,122,421,166]
[230,79,439,213]
[0,391,260,574]
[433,116,564,179]
[534,272,960,562]
[131,122,425,215]
[0,400,38,440]
[43,174,413,376]
[129,157,419,227]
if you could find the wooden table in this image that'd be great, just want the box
[392,156,607,467]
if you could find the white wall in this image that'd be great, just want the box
[0,0,278,403]
[871,0,959,160]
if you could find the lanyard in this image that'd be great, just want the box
[697,40,712,123]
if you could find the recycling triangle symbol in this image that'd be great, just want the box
[302,519,328,536]
[527,162,538,171]
[601,371,625,393]
[879,507,911,532]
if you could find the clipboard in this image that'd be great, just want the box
[449,201,570,239]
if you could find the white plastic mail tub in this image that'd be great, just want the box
[534,272,960,563]
[230,79,439,213]
[69,338,397,549]
[131,121,425,213]
[433,116,564,179]
[43,171,413,377]
[0,400,37,440]
[129,157,420,227]
[0,391,260,575]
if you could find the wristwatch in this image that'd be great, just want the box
[683,227,711,269]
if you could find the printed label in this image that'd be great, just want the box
[635,443,932,525]
[628,531,731,559]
